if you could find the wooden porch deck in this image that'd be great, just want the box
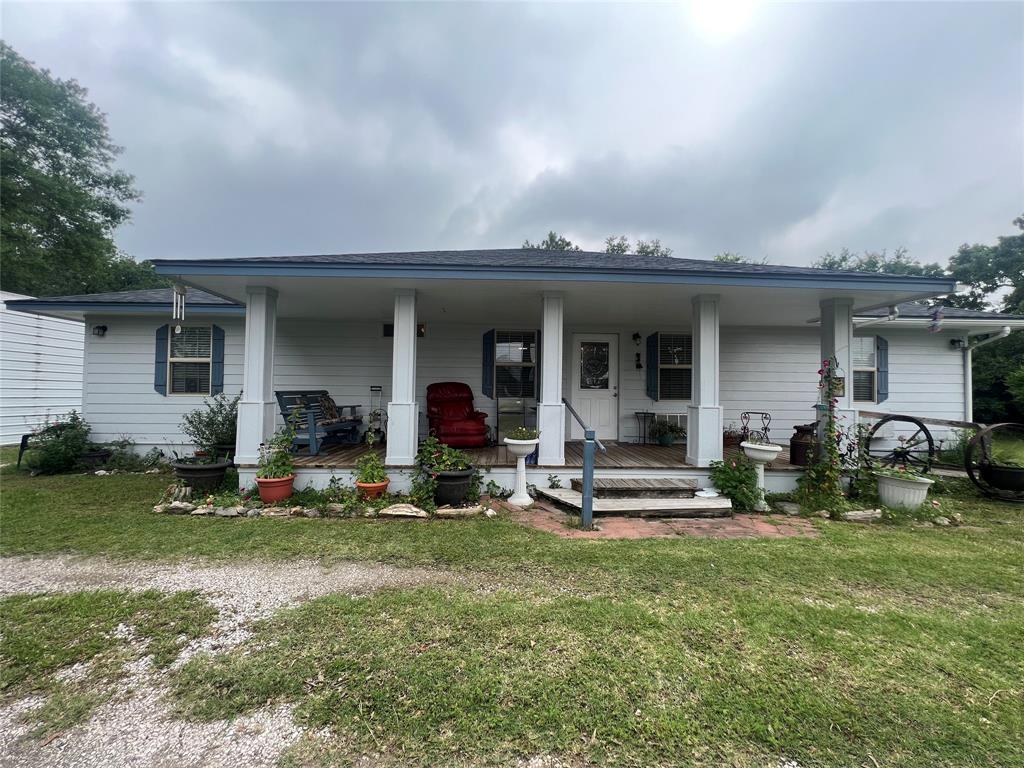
[290,441,801,471]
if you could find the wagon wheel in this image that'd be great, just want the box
[863,414,935,472]
[964,423,1024,504]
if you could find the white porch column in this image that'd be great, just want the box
[386,289,418,465]
[818,297,857,437]
[235,287,278,467]
[686,294,723,467]
[537,291,565,465]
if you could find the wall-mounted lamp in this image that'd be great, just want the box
[635,352,643,370]
[949,338,966,350]
[92,325,107,337]
[631,332,642,346]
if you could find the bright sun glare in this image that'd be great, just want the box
[686,0,762,43]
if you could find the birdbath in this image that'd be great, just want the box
[740,441,783,512]
[504,437,540,506]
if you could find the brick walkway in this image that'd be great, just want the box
[510,503,819,540]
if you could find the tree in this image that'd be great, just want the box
[713,252,766,264]
[0,43,166,296]
[633,239,672,258]
[946,215,1024,313]
[522,231,581,252]
[813,247,945,277]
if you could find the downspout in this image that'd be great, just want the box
[961,326,1012,423]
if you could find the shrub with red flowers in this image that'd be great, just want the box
[708,455,759,512]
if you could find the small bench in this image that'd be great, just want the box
[275,390,362,456]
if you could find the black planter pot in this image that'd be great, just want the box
[432,468,476,507]
[172,460,233,492]
[80,448,112,469]
[980,464,1024,492]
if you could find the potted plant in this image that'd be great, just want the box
[181,393,239,459]
[740,433,784,464]
[723,423,744,448]
[504,426,540,506]
[80,443,113,469]
[354,450,389,499]
[875,465,934,510]
[649,418,685,447]
[416,436,476,506]
[980,449,1024,492]
[255,422,296,503]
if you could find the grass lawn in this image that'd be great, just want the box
[2,455,1023,766]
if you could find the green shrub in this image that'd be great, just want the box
[23,412,90,474]
[708,455,759,512]
[354,451,388,484]
[180,393,239,457]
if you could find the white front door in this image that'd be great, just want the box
[570,333,618,441]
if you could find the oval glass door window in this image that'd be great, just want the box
[580,342,610,389]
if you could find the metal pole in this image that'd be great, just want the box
[582,429,595,530]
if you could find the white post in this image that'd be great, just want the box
[386,289,418,465]
[686,294,723,466]
[235,287,278,467]
[537,292,565,466]
[818,297,857,445]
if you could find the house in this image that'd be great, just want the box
[8,249,1023,492]
[0,291,84,445]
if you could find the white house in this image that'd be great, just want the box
[8,249,1023,491]
[0,291,84,445]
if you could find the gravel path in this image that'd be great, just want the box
[0,555,454,768]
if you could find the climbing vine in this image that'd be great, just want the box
[795,356,849,518]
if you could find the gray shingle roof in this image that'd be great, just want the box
[153,248,945,282]
[16,288,238,306]
[856,302,1024,321]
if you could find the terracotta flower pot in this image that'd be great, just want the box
[356,480,390,499]
[256,475,295,503]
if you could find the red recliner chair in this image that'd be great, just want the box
[426,382,489,448]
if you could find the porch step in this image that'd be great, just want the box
[535,487,732,518]
[569,477,697,498]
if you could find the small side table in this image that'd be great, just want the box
[634,411,655,445]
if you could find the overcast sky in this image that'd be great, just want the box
[3,1,1022,265]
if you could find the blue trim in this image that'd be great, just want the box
[211,325,225,395]
[5,301,244,315]
[152,261,957,293]
[154,325,169,396]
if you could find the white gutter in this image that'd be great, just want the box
[853,305,900,328]
[961,326,1013,424]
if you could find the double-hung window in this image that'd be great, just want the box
[168,326,212,395]
[494,330,537,398]
[852,336,877,403]
[646,333,693,400]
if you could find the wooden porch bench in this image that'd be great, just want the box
[275,390,362,456]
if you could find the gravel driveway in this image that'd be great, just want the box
[0,555,453,768]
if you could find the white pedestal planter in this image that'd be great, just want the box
[504,438,540,507]
[877,474,934,510]
[740,441,783,512]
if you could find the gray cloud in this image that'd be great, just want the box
[2,1,1021,265]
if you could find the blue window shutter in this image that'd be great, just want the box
[534,329,541,398]
[876,336,889,403]
[154,325,169,395]
[646,333,659,401]
[482,329,495,398]
[211,325,225,394]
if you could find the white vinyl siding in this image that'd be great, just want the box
[0,292,84,443]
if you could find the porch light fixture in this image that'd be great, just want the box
[632,332,642,346]
[635,352,643,370]
[92,325,107,337]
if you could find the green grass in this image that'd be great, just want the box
[2,458,1023,765]
[0,589,215,735]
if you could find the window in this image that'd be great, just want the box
[169,326,212,394]
[494,330,537,398]
[658,333,692,400]
[852,336,876,402]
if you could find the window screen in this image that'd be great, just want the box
[657,333,692,400]
[852,336,877,402]
[169,326,212,395]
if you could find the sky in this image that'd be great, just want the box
[3,1,1022,266]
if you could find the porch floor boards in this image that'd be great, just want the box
[289,441,801,471]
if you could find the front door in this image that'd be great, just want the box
[570,333,618,441]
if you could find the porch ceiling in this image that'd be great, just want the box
[175,274,947,327]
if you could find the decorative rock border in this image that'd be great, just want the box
[152,501,496,520]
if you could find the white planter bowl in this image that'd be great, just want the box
[740,441,783,464]
[504,438,540,458]
[877,474,934,510]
